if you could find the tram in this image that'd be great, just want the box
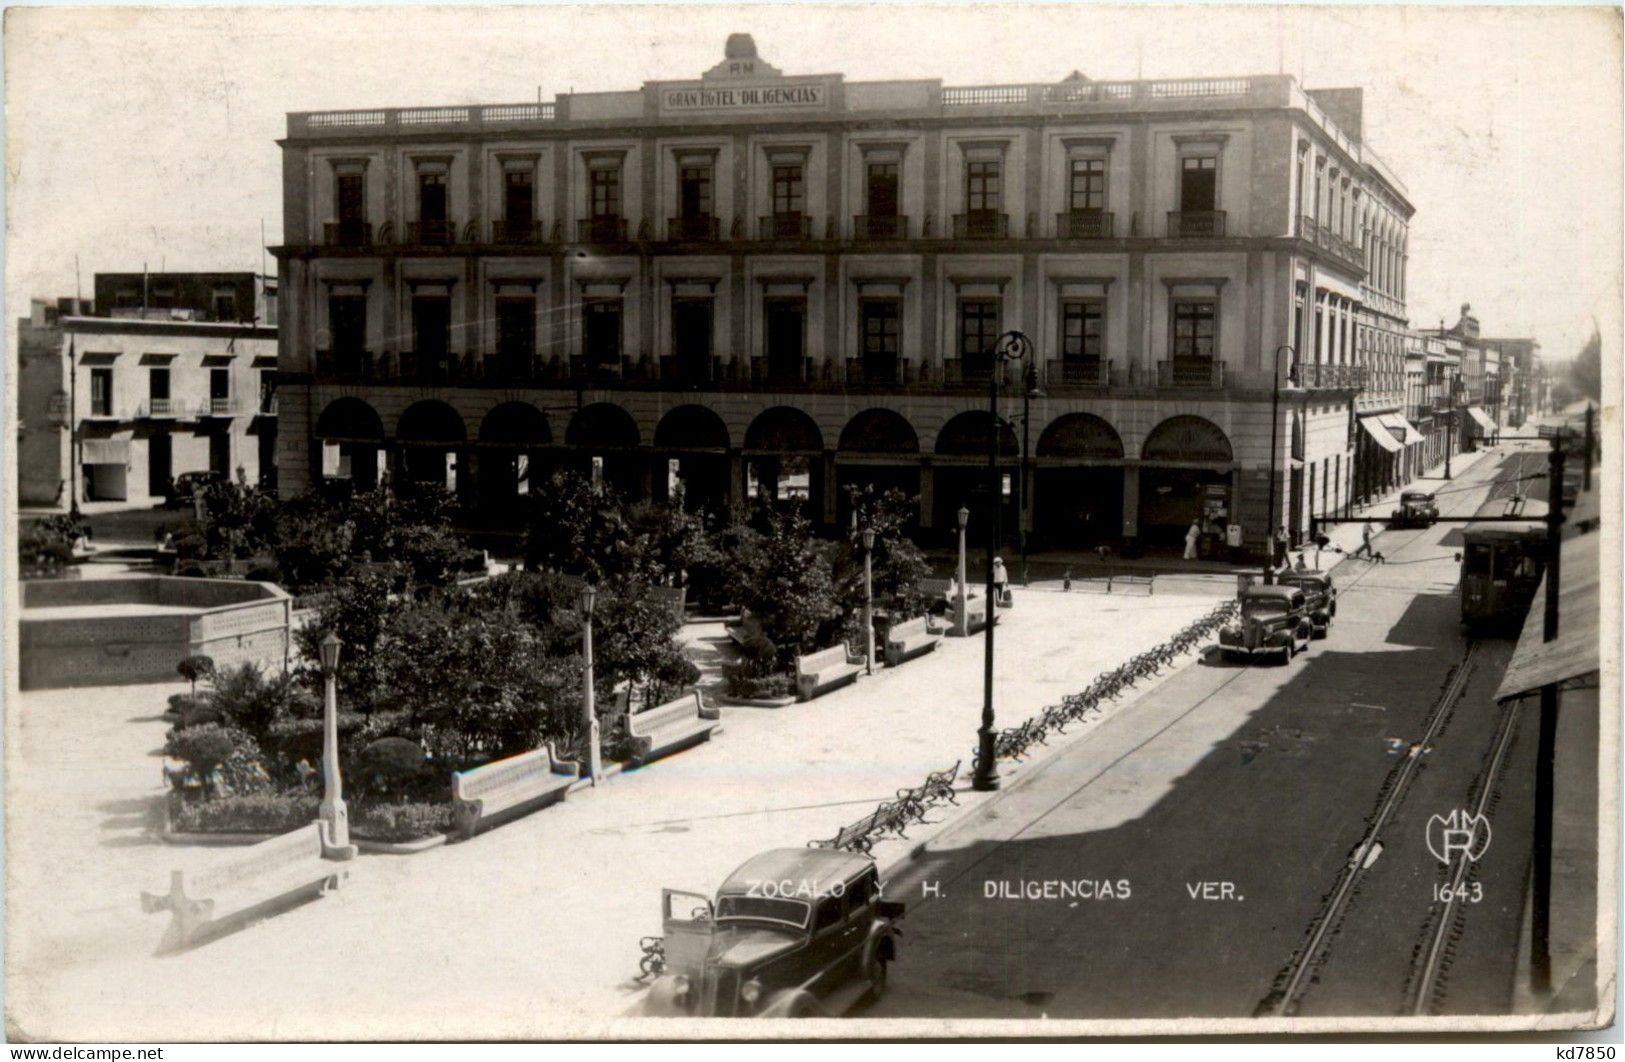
[1459,517,1547,633]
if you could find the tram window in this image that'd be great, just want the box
[1464,544,1492,576]
[1504,553,1540,580]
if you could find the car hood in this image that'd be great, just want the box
[707,925,803,969]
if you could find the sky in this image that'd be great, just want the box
[5,3,1621,366]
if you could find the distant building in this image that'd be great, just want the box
[1480,335,1541,428]
[15,273,278,507]
[274,34,1417,555]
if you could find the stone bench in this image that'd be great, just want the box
[140,821,353,953]
[451,743,579,839]
[626,689,721,766]
[884,614,941,667]
[795,643,863,702]
[952,592,989,636]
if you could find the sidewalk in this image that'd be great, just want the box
[6,585,1221,1040]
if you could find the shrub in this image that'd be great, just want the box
[245,559,283,583]
[722,668,795,700]
[204,662,315,746]
[169,790,320,834]
[166,692,201,719]
[354,737,429,801]
[177,654,215,698]
[348,801,454,843]
[163,723,272,797]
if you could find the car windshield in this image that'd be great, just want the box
[1243,599,1291,617]
[714,894,812,930]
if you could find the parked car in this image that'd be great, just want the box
[643,847,904,1018]
[167,470,224,509]
[1218,585,1313,664]
[1390,490,1439,529]
[1278,569,1336,637]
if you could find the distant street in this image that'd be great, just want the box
[866,444,1551,1019]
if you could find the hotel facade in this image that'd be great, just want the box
[274,36,1415,555]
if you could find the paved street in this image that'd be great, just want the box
[6,576,1219,1040]
[861,444,1563,1021]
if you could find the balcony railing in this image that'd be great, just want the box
[491,220,546,243]
[844,357,907,389]
[660,355,717,389]
[1157,358,1224,389]
[1055,211,1114,239]
[750,356,811,387]
[1167,210,1226,237]
[1045,358,1110,388]
[399,350,472,384]
[203,397,238,416]
[853,214,908,239]
[1295,363,1369,390]
[578,216,629,242]
[405,220,457,245]
[952,212,1009,239]
[316,349,376,380]
[137,399,184,418]
[324,221,373,246]
[943,358,996,387]
[667,215,720,241]
[758,213,812,240]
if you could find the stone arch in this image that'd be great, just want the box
[1140,415,1233,464]
[838,408,919,454]
[653,404,730,452]
[744,406,823,452]
[1036,413,1124,460]
[478,401,553,448]
[315,397,384,442]
[565,402,640,449]
[935,410,1018,458]
[396,400,466,444]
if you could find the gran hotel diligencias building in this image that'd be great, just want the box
[274,34,1416,556]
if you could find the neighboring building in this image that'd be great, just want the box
[14,273,278,507]
[1482,335,1541,429]
[1444,303,1509,449]
[1404,328,1453,471]
[274,35,1415,555]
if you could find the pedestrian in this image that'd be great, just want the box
[1353,520,1376,559]
[992,556,1009,602]
[1183,519,1202,560]
[1294,552,1308,571]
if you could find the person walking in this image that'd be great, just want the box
[1353,520,1376,559]
[992,556,1009,604]
[1183,518,1202,561]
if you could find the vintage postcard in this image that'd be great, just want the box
[4,3,1618,1043]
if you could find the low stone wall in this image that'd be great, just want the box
[20,577,292,690]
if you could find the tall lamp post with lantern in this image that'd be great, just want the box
[861,526,877,674]
[317,631,352,852]
[581,582,603,786]
[972,330,1036,792]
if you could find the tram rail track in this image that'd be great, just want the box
[1260,442,1543,1017]
[1407,695,1523,1014]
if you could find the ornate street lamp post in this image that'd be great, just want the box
[1264,344,1294,584]
[581,583,602,785]
[1017,364,1044,586]
[955,505,970,636]
[861,527,876,675]
[317,631,350,848]
[973,330,1035,793]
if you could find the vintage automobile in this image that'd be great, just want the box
[1218,585,1313,664]
[1390,489,1439,529]
[1277,569,1336,637]
[643,847,904,1018]
[167,470,225,509]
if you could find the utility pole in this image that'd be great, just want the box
[1531,436,1566,994]
[1583,404,1594,492]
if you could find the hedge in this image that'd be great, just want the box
[169,790,452,842]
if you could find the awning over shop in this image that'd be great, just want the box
[1466,406,1498,435]
[1381,413,1424,446]
[1495,531,1601,701]
[1358,415,1403,454]
[80,439,130,464]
